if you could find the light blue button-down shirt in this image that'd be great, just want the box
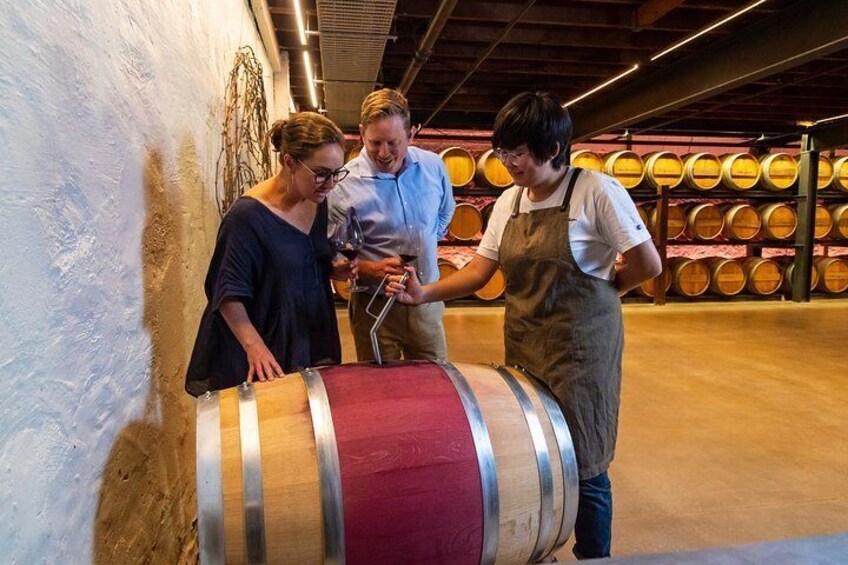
[328,146,455,289]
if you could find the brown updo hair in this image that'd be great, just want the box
[268,112,345,162]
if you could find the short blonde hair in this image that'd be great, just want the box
[268,112,345,161]
[360,88,411,130]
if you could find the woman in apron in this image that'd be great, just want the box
[388,92,661,559]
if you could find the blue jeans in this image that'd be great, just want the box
[572,472,612,560]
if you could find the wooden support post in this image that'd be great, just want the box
[793,134,818,302]
[654,185,669,306]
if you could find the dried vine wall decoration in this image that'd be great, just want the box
[216,46,272,216]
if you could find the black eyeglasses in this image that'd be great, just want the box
[298,160,350,184]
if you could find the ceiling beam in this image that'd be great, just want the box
[635,0,686,31]
[572,0,848,141]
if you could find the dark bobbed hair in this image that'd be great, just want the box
[492,91,572,170]
[268,112,345,162]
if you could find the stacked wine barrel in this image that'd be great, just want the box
[338,143,848,303]
[632,255,848,298]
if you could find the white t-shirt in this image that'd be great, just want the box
[477,169,651,280]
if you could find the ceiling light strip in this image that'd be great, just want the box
[303,51,319,108]
[563,64,640,108]
[650,0,768,62]
[293,0,308,45]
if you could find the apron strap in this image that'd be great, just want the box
[559,167,583,212]
[510,185,524,218]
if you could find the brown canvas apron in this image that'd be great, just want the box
[500,167,624,480]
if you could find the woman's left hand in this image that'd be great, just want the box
[332,258,359,281]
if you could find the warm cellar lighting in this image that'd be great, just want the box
[815,112,848,125]
[563,64,640,108]
[303,51,319,109]
[292,0,308,45]
[650,0,768,61]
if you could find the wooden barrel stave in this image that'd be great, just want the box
[722,203,761,241]
[815,256,848,294]
[644,151,684,189]
[448,203,484,241]
[760,153,798,192]
[758,203,797,240]
[683,152,722,191]
[570,149,604,172]
[720,153,761,191]
[708,257,747,296]
[197,362,580,564]
[745,257,783,295]
[440,147,476,188]
[603,150,645,189]
[686,203,724,241]
[476,149,514,189]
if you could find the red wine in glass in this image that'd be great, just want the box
[331,208,367,292]
[339,247,360,261]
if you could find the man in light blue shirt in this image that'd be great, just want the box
[329,88,455,361]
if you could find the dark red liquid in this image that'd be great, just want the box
[338,248,360,260]
[399,254,418,264]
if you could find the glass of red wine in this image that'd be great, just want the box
[397,224,423,268]
[330,207,367,293]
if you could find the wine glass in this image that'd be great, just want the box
[330,208,367,293]
[397,224,423,275]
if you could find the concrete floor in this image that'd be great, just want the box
[336,300,848,561]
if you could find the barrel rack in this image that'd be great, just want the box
[626,117,848,305]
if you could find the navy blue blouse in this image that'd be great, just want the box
[185,196,341,396]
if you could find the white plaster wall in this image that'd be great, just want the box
[0,1,279,562]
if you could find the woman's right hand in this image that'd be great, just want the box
[386,265,424,305]
[245,340,284,382]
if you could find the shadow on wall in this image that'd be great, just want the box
[93,142,208,564]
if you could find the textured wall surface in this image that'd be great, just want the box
[0,1,276,562]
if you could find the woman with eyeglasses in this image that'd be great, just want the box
[186,112,356,396]
[388,92,661,560]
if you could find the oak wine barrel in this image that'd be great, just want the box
[476,149,514,189]
[644,151,684,189]
[722,203,761,241]
[647,204,687,240]
[707,257,747,296]
[759,153,798,192]
[744,257,783,295]
[633,268,672,298]
[829,203,848,239]
[195,362,579,564]
[603,150,645,189]
[781,260,819,294]
[669,257,710,297]
[720,153,761,191]
[758,203,797,240]
[795,154,835,190]
[682,152,722,191]
[832,156,848,193]
[474,266,507,301]
[814,205,833,239]
[570,149,604,172]
[440,147,476,188]
[448,203,484,241]
[685,203,724,241]
[814,256,848,294]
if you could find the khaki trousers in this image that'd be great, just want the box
[348,293,447,362]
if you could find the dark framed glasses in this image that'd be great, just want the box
[298,160,350,184]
